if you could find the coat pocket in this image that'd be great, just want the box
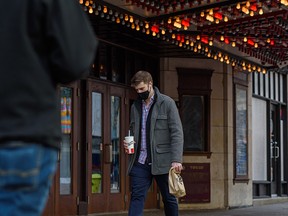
[155,144,171,167]
[155,114,168,130]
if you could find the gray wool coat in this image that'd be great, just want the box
[127,87,184,175]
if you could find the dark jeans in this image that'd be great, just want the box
[129,162,178,216]
[0,141,57,216]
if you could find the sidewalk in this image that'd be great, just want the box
[93,201,288,216]
[142,202,288,216]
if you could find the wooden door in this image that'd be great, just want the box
[87,80,127,213]
[86,79,159,214]
[43,82,80,216]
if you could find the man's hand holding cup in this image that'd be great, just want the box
[124,134,135,154]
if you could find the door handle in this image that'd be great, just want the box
[275,146,279,159]
[270,144,274,158]
[104,143,112,163]
[109,144,112,163]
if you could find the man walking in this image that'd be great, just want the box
[124,71,184,216]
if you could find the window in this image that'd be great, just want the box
[181,95,206,151]
[177,68,212,155]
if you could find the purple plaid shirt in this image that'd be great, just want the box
[138,95,154,164]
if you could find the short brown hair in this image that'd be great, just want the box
[131,70,153,87]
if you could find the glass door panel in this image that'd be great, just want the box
[92,92,103,194]
[270,104,280,196]
[60,87,72,195]
[111,96,121,193]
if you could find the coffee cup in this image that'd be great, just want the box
[125,136,134,154]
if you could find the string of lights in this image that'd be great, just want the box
[79,0,288,74]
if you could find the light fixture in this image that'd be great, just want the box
[259,8,264,15]
[236,3,241,10]
[83,1,270,74]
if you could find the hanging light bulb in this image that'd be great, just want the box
[89,6,93,14]
[236,3,241,10]
[259,8,264,15]
[103,6,108,13]
[246,1,250,7]
[209,9,213,15]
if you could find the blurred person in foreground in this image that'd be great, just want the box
[0,0,97,215]
[124,71,184,216]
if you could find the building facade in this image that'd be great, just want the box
[42,42,288,215]
[42,0,288,214]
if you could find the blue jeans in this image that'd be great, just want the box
[129,162,178,216]
[0,141,58,216]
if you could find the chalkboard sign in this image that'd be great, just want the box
[181,95,205,151]
[235,85,248,178]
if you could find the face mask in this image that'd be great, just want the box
[138,90,150,100]
[138,85,151,100]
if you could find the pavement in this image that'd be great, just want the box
[92,201,288,216]
[144,202,288,216]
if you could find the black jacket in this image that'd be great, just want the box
[0,0,97,148]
